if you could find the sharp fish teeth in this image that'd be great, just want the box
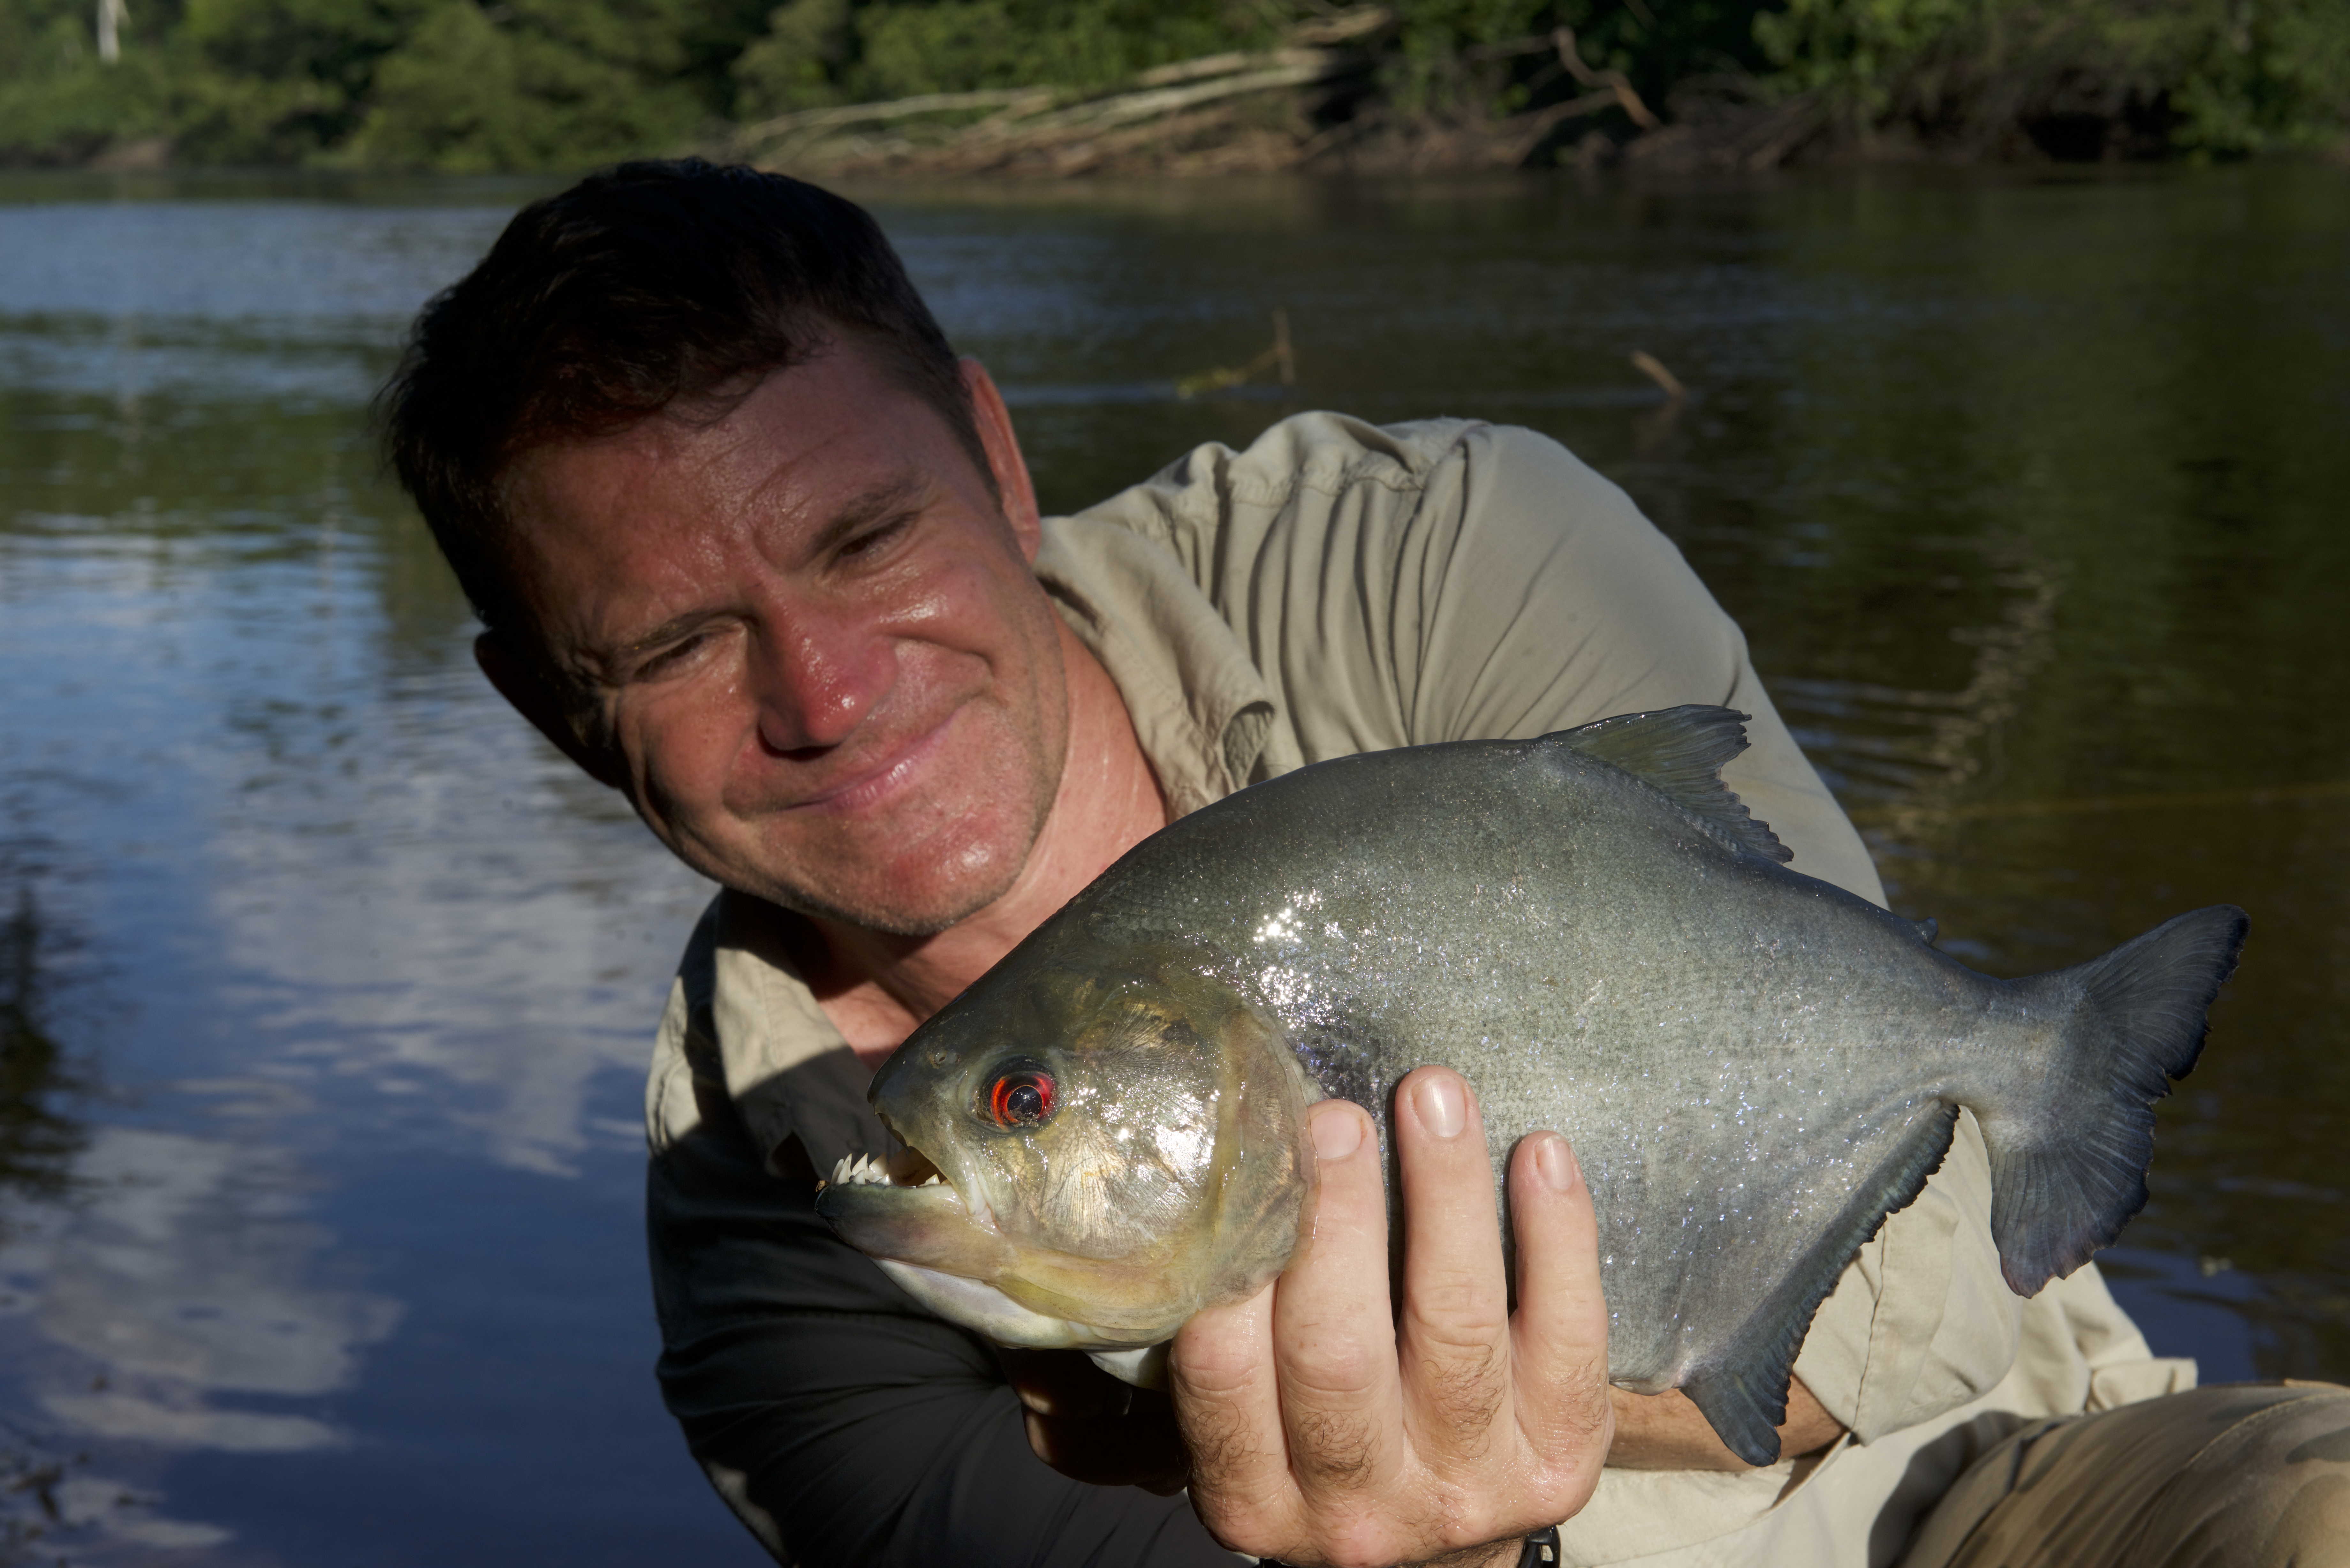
[827,1152,945,1190]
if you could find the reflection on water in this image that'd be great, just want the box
[0,884,82,1203]
[34,1127,401,1445]
[0,164,2344,1561]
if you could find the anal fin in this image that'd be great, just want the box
[1682,1103,1959,1466]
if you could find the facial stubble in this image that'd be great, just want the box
[735,583,1073,939]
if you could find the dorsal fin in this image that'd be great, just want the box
[1549,706,1793,863]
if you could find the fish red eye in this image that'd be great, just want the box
[982,1060,1056,1128]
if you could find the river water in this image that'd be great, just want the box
[0,163,2343,1562]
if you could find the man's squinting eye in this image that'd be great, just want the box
[630,631,714,681]
[980,1058,1057,1129]
[836,514,913,563]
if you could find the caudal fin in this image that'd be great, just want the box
[1985,905,2248,1295]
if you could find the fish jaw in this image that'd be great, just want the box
[813,1146,1132,1342]
[815,1158,1018,1281]
[813,1143,1210,1346]
[873,1262,1137,1350]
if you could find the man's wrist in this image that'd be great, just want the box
[1450,1526,1558,1568]
[1261,1525,1554,1568]
[1429,1525,1562,1568]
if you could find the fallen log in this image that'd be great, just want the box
[734,89,1056,155]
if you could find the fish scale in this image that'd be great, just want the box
[818,705,2247,1465]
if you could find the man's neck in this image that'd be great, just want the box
[808,618,1170,1067]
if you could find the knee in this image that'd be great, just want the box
[2170,1385,2350,1568]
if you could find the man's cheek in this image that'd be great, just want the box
[900,547,1039,652]
[625,705,735,827]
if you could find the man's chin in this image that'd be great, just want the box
[739,843,1032,940]
[778,885,996,940]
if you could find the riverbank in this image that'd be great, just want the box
[4,0,2345,175]
[721,20,1791,177]
[719,9,2325,180]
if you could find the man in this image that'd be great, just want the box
[382,160,2350,1568]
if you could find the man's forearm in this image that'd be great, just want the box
[1603,1378,1843,1471]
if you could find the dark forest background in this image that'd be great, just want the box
[3,0,2345,174]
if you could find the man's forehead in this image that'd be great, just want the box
[507,359,958,559]
[521,346,926,501]
[495,356,989,658]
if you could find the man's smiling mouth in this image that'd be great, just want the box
[783,705,963,816]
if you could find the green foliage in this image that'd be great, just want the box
[346,0,703,168]
[1757,0,2350,154]
[1375,0,1767,117]
[732,0,851,113]
[2166,0,2350,153]
[735,0,1280,118]
[0,0,176,162]
[0,0,761,164]
[0,0,2342,169]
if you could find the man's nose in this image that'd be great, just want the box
[745,610,892,757]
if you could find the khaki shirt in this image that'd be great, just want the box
[645,413,2192,1565]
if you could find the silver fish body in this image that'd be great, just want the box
[820,707,2246,1464]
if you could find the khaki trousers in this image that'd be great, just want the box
[1899,1383,2350,1568]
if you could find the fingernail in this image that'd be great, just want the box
[1409,1071,1466,1139]
[1311,1103,1363,1160]
[1536,1134,1581,1192]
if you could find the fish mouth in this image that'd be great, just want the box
[813,1135,1014,1281]
[820,1141,951,1195]
[814,1135,1169,1353]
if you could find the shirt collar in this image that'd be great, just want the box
[1033,513,1279,816]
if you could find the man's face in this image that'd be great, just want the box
[499,341,1070,935]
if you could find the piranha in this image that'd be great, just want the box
[815,706,2246,1465]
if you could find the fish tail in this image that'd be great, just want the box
[1984,905,2248,1295]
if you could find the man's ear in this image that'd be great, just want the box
[474,632,629,792]
[961,357,1043,563]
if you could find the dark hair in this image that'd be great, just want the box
[378,158,988,642]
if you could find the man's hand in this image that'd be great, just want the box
[1169,1067,1613,1568]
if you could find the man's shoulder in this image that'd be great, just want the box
[1038,410,1683,785]
[1058,410,1630,620]
[1069,410,1565,545]
[645,890,884,1176]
